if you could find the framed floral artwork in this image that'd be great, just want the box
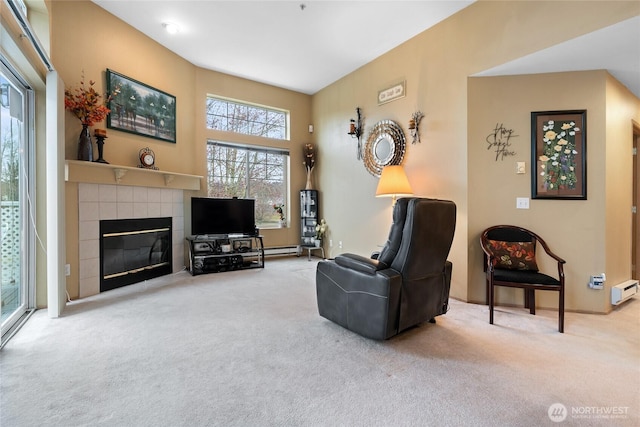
[531,110,587,199]
[106,69,176,143]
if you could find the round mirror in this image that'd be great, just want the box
[374,135,393,164]
[363,120,406,177]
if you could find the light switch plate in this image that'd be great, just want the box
[516,162,526,174]
[516,197,530,209]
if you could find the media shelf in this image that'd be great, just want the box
[186,234,264,276]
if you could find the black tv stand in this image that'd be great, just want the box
[186,234,264,276]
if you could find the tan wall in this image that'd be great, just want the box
[605,75,640,299]
[50,0,311,299]
[311,0,640,311]
[468,71,638,313]
[50,1,197,171]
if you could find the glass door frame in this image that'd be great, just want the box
[0,56,36,344]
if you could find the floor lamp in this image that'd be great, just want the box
[375,165,414,206]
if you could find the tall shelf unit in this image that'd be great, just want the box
[300,189,324,260]
[300,190,318,247]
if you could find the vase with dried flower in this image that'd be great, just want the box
[303,143,316,190]
[64,74,114,161]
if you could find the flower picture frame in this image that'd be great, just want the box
[531,110,587,200]
[106,69,176,143]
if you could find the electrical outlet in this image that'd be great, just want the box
[65,264,71,276]
[338,241,343,249]
[329,239,333,247]
[516,162,526,174]
[516,197,529,209]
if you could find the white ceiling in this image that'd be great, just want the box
[475,15,640,98]
[91,0,474,94]
[91,1,639,97]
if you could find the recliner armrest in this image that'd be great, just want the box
[335,253,388,275]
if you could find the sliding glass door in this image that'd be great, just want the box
[1,57,34,342]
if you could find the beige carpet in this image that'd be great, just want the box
[1,257,638,426]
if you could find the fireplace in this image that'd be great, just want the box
[100,217,172,292]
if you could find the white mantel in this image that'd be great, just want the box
[65,160,202,190]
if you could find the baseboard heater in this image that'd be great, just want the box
[264,245,300,257]
[611,280,639,305]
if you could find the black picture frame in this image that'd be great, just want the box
[106,69,176,143]
[531,110,587,200]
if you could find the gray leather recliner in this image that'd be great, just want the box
[315,198,456,340]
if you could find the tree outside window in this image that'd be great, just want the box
[206,96,288,140]
[207,142,288,228]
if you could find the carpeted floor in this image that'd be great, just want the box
[1,257,638,426]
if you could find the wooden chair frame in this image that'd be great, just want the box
[480,225,566,333]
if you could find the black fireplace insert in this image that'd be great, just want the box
[100,217,172,292]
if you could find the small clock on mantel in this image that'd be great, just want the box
[138,147,158,170]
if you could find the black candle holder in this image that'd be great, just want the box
[94,135,109,164]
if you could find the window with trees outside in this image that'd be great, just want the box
[206,96,288,140]
[206,141,289,228]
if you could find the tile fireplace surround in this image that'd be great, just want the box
[77,183,185,298]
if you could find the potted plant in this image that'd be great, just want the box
[315,219,328,247]
[273,204,285,227]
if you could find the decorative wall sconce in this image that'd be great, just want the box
[408,111,424,144]
[348,107,364,160]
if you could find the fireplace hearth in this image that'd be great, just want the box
[100,217,172,292]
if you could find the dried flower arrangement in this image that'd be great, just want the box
[303,143,315,172]
[64,73,114,127]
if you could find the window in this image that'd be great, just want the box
[207,141,289,228]
[206,96,288,140]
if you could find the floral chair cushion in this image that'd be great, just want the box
[487,240,538,271]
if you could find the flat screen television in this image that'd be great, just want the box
[191,197,256,236]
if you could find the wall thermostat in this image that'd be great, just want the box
[589,273,606,290]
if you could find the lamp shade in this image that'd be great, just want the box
[375,165,413,198]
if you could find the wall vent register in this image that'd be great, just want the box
[611,280,638,305]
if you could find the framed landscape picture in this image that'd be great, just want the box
[531,110,587,200]
[106,69,176,143]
